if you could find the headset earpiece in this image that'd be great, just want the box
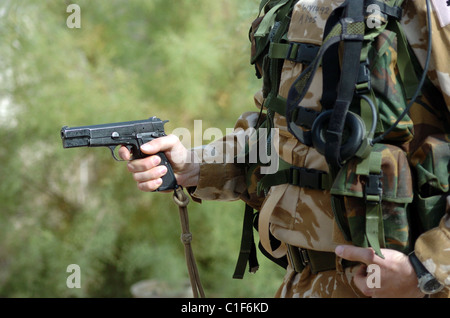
[311,110,366,163]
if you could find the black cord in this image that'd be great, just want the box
[372,0,433,145]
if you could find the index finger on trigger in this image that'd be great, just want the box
[118,146,132,161]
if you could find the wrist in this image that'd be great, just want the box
[177,150,200,187]
[181,163,200,187]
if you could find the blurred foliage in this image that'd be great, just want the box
[0,0,285,297]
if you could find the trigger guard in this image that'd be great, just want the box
[109,146,127,162]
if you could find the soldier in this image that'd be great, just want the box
[119,0,449,298]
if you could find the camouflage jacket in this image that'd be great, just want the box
[190,0,450,291]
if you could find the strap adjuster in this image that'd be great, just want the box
[286,42,320,65]
[287,245,309,273]
[364,173,383,203]
[295,107,320,129]
[289,166,327,190]
[299,248,310,267]
[287,245,338,274]
[356,59,372,95]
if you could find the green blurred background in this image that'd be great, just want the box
[0,0,285,297]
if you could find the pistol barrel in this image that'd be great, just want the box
[61,126,91,148]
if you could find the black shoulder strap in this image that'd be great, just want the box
[233,204,260,279]
[323,0,366,171]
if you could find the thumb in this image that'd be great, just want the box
[335,245,376,266]
[140,134,180,155]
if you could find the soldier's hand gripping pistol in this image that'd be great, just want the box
[61,116,178,191]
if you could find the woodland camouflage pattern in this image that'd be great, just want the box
[190,0,450,297]
[331,143,414,253]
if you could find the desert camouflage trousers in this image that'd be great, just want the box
[275,263,450,298]
[275,260,365,298]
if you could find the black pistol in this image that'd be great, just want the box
[61,116,178,191]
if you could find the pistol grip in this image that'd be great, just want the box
[156,152,178,191]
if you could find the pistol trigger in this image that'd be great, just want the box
[126,145,134,154]
[109,146,123,162]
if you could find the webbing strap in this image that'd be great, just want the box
[330,151,386,258]
[264,94,287,116]
[233,204,260,279]
[269,42,320,64]
[360,151,386,258]
[320,2,346,110]
[265,95,320,128]
[260,0,295,154]
[263,94,316,146]
[324,0,366,171]
[258,184,289,259]
[287,245,338,274]
[257,159,331,196]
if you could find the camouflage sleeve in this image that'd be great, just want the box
[402,0,450,111]
[189,111,262,202]
[414,195,450,289]
[401,0,450,291]
[189,160,246,202]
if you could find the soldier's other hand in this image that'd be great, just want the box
[335,245,424,298]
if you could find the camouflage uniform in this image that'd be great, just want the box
[190,0,450,297]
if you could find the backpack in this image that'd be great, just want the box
[233,0,450,279]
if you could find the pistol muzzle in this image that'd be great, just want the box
[60,126,91,148]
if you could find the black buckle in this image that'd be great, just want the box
[364,173,383,203]
[289,167,326,190]
[295,107,320,129]
[287,246,310,273]
[299,248,310,267]
[356,59,371,94]
[286,42,320,65]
